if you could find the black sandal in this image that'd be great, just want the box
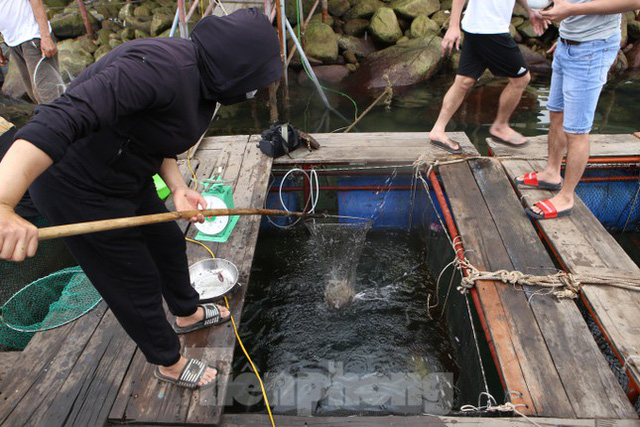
[154,358,219,389]
[173,303,230,334]
[430,138,462,154]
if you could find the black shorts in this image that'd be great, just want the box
[457,31,529,79]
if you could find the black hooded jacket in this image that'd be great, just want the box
[14,8,282,198]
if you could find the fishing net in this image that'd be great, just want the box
[305,217,373,309]
[0,216,100,350]
[1,266,102,332]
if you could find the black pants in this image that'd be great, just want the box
[30,176,199,366]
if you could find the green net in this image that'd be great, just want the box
[1,266,102,333]
[0,216,100,351]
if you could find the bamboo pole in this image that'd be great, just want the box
[38,208,311,241]
[76,0,94,36]
[321,0,328,23]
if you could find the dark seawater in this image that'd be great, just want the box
[231,229,459,415]
[207,71,640,154]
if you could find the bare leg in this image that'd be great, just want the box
[530,132,588,214]
[429,74,477,150]
[489,72,531,145]
[517,110,565,185]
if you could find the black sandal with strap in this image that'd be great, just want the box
[154,358,219,389]
[173,303,230,334]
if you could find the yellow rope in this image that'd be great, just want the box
[184,149,276,427]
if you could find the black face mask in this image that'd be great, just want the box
[191,9,282,101]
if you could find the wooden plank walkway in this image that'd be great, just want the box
[2,131,640,425]
[222,414,640,426]
[439,157,636,418]
[199,132,478,165]
[486,133,640,159]
[502,158,640,401]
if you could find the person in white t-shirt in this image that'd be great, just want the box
[428,0,548,153]
[0,0,61,104]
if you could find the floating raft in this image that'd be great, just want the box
[0,132,639,425]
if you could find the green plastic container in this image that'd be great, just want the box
[153,175,170,200]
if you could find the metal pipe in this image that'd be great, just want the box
[169,6,181,37]
[270,185,416,192]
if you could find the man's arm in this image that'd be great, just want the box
[29,0,57,58]
[516,0,550,36]
[542,0,640,21]
[441,0,466,54]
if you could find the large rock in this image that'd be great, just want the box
[513,3,528,18]
[610,49,628,74]
[151,13,174,36]
[328,0,351,17]
[304,22,339,62]
[518,45,550,74]
[125,16,152,34]
[309,14,335,27]
[391,0,440,19]
[621,14,628,47]
[285,0,320,21]
[410,15,440,38]
[629,20,640,43]
[517,20,539,38]
[343,19,370,36]
[370,8,402,43]
[338,34,377,57]
[43,0,72,6]
[431,10,449,28]
[1,61,27,100]
[299,64,350,85]
[50,10,98,39]
[345,0,385,19]
[92,0,120,20]
[346,36,443,90]
[94,44,112,62]
[59,45,94,80]
[626,42,640,70]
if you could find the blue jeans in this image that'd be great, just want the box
[547,33,620,134]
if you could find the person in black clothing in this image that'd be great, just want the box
[0,8,282,389]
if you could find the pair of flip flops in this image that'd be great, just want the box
[515,172,562,191]
[155,358,220,389]
[525,199,572,220]
[173,303,231,334]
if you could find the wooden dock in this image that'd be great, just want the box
[0,132,639,425]
[488,133,640,403]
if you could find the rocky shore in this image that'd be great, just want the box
[1,0,640,107]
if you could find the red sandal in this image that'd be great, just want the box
[525,199,573,220]
[515,172,562,191]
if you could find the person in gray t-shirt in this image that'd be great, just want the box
[517,0,640,220]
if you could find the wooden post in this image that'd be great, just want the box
[274,0,285,62]
[321,0,328,23]
[268,81,279,122]
[76,0,94,36]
